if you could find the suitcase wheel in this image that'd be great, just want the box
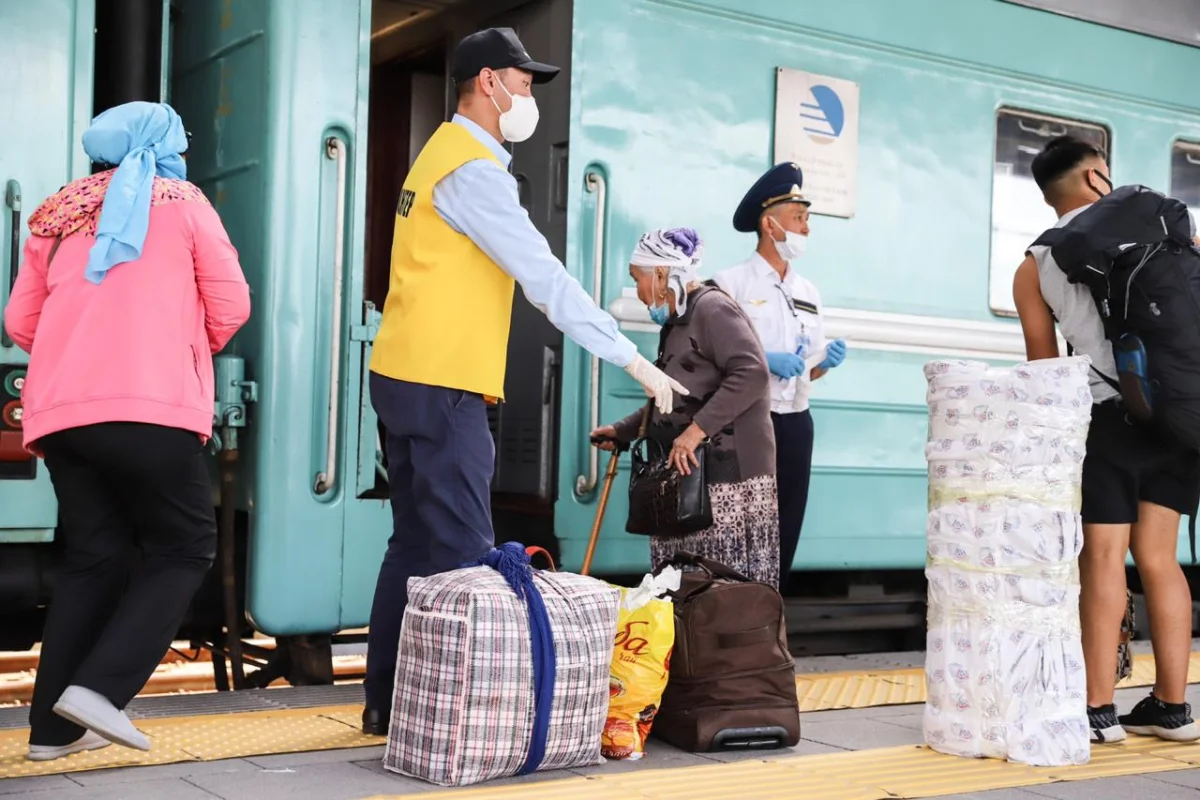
[710,726,790,751]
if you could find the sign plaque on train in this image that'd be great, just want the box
[773,67,861,219]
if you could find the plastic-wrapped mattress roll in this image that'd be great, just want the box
[922,357,1091,767]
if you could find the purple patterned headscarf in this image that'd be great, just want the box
[629,227,705,312]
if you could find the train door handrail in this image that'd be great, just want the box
[574,170,606,497]
[314,136,348,496]
[1,180,21,349]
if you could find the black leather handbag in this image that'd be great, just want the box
[623,376,714,541]
[625,425,713,537]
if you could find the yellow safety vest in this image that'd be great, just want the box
[369,121,515,400]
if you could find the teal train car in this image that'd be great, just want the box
[2,0,1199,673]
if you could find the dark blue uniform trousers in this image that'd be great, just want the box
[772,409,814,582]
[364,373,495,713]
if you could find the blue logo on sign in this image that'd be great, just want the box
[800,84,845,145]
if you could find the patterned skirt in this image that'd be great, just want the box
[649,473,781,589]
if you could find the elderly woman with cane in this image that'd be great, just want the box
[589,228,780,586]
[4,101,250,759]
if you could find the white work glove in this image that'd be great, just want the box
[624,354,690,415]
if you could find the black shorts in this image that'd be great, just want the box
[1081,400,1200,524]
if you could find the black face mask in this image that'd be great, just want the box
[1087,169,1113,200]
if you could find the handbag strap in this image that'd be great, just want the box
[653,551,753,604]
[635,402,653,438]
[46,234,64,268]
[524,545,557,572]
[634,313,673,437]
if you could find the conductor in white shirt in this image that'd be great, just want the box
[713,163,848,584]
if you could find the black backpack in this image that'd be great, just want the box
[1030,185,1200,561]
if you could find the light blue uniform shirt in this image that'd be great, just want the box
[431,114,637,368]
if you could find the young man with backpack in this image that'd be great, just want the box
[1012,134,1200,744]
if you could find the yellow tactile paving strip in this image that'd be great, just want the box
[796,651,1200,712]
[2,650,1197,782]
[0,705,382,779]
[361,737,1200,800]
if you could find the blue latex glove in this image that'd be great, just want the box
[818,339,847,371]
[766,351,805,379]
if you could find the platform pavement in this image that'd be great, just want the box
[0,681,1196,800]
[3,641,1200,800]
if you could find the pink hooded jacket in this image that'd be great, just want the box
[2,170,251,453]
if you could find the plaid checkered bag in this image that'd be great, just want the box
[383,564,620,787]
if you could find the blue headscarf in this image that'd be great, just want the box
[81,101,189,284]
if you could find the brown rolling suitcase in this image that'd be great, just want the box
[652,552,800,752]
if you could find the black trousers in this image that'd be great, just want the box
[29,422,217,746]
[363,374,495,713]
[772,410,814,582]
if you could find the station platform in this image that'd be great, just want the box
[1,643,1198,799]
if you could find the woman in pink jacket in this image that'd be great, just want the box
[3,101,250,760]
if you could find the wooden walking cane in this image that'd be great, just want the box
[580,403,651,577]
[580,446,624,576]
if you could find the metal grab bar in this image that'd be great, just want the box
[1016,118,1068,139]
[314,137,348,495]
[574,170,606,497]
[2,180,21,348]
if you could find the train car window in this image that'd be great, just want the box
[1170,140,1200,226]
[989,109,1110,317]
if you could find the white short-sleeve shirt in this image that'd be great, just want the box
[713,252,827,414]
[1027,204,1119,404]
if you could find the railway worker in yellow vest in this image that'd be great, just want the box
[713,163,848,587]
[361,26,687,736]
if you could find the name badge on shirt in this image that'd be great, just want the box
[792,298,818,315]
[796,332,812,359]
[397,189,416,218]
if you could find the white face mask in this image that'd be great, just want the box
[770,218,807,261]
[491,79,539,143]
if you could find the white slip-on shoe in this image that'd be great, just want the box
[52,685,150,751]
[27,730,112,762]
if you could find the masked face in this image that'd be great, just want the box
[490,74,539,143]
[769,215,807,261]
[648,269,673,325]
[631,266,672,325]
[648,302,670,326]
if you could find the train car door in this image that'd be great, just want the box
[355,0,574,582]
[0,1,95,545]
[172,0,377,634]
[479,0,573,554]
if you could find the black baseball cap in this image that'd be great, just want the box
[451,27,560,86]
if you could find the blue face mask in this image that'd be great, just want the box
[648,303,670,326]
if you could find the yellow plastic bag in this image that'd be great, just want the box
[601,568,680,760]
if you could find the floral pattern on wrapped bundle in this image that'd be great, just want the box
[923,357,1092,768]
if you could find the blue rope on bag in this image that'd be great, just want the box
[475,541,557,775]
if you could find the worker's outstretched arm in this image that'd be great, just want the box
[434,160,688,413]
[434,160,637,367]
